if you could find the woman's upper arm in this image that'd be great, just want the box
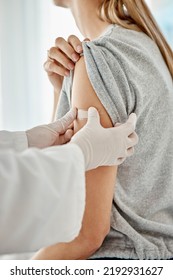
[72,56,113,129]
[72,56,117,246]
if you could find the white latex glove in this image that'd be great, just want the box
[71,107,138,171]
[26,108,76,148]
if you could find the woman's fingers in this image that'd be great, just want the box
[48,47,75,71]
[44,35,84,81]
[67,35,83,54]
[55,35,82,62]
[44,59,70,77]
[45,35,83,77]
[55,37,80,62]
[127,132,139,149]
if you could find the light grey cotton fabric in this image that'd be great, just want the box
[57,24,173,260]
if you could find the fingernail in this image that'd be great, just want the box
[72,53,79,62]
[76,45,83,53]
[65,70,70,76]
[83,38,90,42]
[68,63,75,70]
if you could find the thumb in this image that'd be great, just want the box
[87,107,100,126]
[49,108,77,133]
[58,129,74,145]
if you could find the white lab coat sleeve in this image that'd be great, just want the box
[0,131,28,151]
[0,143,85,255]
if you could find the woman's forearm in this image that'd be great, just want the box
[32,166,116,260]
[32,234,101,260]
[52,89,61,121]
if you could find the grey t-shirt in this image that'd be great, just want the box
[57,24,173,260]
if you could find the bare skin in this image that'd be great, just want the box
[45,0,111,120]
[32,1,118,259]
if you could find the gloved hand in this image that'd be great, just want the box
[26,108,76,148]
[71,107,138,171]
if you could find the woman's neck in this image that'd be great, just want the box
[70,0,111,40]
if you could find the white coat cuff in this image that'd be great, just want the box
[12,132,28,151]
[67,143,85,168]
[0,131,28,151]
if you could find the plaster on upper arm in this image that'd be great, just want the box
[77,108,105,120]
[77,109,88,120]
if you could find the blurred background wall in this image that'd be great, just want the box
[0,0,172,130]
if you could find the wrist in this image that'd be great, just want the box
[14,131,28,151]
[67,142,86,168]
[25,130,32,148]
[70,138,91,171]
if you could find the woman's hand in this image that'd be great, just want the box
[44,35,83,91]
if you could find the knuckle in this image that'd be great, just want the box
[50,64,55,72]
[59,69,67,76]
[68,35,80,47]
[68,34,76,42]
[43,61,51,71]
[47,62,54,71]
[57,67,67,77]
[49,47,57,57]
[44,61,54,72]
[55,37,64,46]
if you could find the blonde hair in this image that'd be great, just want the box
[98,0,173,78]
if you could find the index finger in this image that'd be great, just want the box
[68,35,83,53]
[50,108,77,133]
[55,37,81,62]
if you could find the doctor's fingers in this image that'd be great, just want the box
[126,132,139,149]
[126,147,135,157]
[120,113,137,136]
[56,129,74,145]
[119,121,137,140]
[116,157,126,165]
[49,108,77,133]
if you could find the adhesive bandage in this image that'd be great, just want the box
[77,109,88,120]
